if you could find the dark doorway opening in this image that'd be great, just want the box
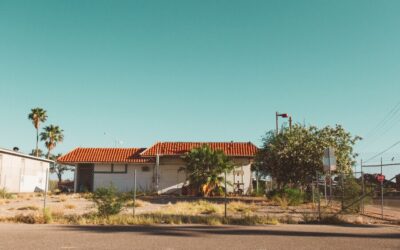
[77,164,94,192]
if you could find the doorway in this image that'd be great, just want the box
[77,164,94,192]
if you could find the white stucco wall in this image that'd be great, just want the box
[93,164,153,192]
[224,163,252,194]
[90,157,252,194]
[0,152,50,193]
[158,164,187,194]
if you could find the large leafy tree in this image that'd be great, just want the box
[181,145,234,196]
[28,108,48,157]
[40,125,64,159]
[50,154,74,184]
[255,124,361,188]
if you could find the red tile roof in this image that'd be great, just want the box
[57,148,153,164]
[141,142,258,157]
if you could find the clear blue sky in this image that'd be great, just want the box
[1,1,400,177]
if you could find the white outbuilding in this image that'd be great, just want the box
[0,148,53,193]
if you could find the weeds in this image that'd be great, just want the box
[17,206,39,211]
[64,204,76,209]
[91,186,126,217]
[42,208,53,224]
[57,213,279,226]
[0,188,12,199]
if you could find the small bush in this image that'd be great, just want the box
[269,188,305,206]
[14,214,37,224]
[0,188,12,199]
[43,208,53,224]
[341,177,365,213]
[91,185,126,217]
[17,206,39,211]
[273,196,289,209]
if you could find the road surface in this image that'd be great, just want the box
[0,223,399,249]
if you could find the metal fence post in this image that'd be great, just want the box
[224,170,227,219]
[324,174,327,206]
[43,166,49,211]
[316,171,321,221]
[133,168,136,217]
[380,158,383,220]
[361,159,365,214]
[341,173,344,211]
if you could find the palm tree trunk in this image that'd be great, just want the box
[36,128,39,157]
[47,149,51,159]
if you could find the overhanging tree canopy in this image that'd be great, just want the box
[255,124,361,188]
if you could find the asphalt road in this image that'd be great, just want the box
[0,223,399,250]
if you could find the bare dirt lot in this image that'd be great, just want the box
[1,194,399,225]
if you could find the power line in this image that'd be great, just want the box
[364,140,400,163]
[363,101,400,141]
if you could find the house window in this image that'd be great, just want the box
[113,164,127,173]
[95,165,112,173]
[94,164,127,174]
[141,166,150,172]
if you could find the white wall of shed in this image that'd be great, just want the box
[0,153,49,193]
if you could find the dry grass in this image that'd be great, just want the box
[228,201,258,214]
[273,196,289,209]
[51,213,279,226]
[161,200,223,215]
[17,206,39,211]
[125,199,147,208]
[58,195,67,202]
[64,204,76,209]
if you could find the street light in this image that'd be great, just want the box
[276,112,292,134]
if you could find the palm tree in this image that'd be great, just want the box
[28,108,48,157]
[181,145,234,197]
[40,125,64,159]
[30,149,44,157]
[50,153,74,184]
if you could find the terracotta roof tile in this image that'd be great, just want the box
[57,148,153,164]
[141,142,258,157]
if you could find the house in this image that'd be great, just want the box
[0,148,53,193]
[58,142,258,194]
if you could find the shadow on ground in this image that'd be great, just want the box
[58,224,400,239]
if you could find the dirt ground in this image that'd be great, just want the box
[0,194,399,225]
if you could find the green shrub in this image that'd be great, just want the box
[0,188,12,199]
[269,188,305,206]
[341,177,366,213]
[91,185,126,217]
[43,208,53,224]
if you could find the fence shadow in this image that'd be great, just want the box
[59,224,399,239]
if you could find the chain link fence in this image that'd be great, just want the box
[308,172,400,223]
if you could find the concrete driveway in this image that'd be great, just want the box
[0,223,398,250]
